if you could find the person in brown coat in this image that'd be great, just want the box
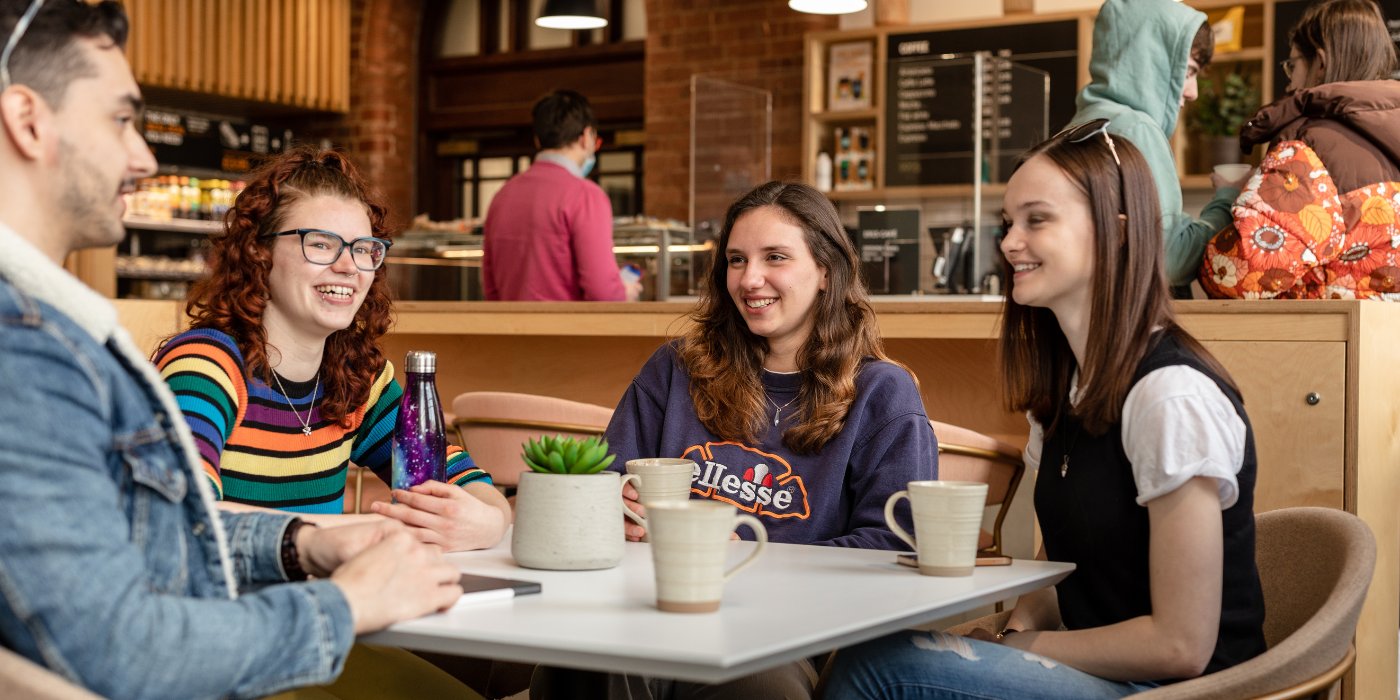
[1239,0,1400,190]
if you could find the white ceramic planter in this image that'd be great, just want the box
[512,471,638,570]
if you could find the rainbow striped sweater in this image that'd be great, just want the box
[154,328,489,514]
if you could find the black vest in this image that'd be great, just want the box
[1034,332,1267,679]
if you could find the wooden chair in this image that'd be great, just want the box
[930,420,1025,557]
[946,507,1376,700]
[450,391,613,491]
[0,646,102,700]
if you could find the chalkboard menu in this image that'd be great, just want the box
[143,108,295,174]
[884,21,1078,187]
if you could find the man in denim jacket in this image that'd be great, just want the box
[0,3,464,698]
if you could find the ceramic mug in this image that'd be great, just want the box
[647,501,767,613]
[625,458,697,534]
[884,480,988,576]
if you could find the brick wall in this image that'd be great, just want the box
[302,0,422,231]
[644,1,836,223]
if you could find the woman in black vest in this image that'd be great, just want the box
[823,123,1266,698]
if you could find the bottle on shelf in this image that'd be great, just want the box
[391,350,447,494]
[816,152,833,192]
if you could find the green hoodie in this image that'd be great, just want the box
[1073,0,1238,287]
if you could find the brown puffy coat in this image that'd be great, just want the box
[1240,81,1400,192]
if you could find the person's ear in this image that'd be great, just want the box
[1313,48,1328,83]
[820,266,829,292]
[0,86,51,161]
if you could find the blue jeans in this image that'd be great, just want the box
[822,631,1158,699]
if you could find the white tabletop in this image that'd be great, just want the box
[366,538,1073,684]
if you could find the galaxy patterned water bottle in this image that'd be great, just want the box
[392,350,446,493]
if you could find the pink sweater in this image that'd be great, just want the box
[482,160,625,301]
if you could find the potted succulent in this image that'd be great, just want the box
[511,435,641,570]
[1189,71,1260,169]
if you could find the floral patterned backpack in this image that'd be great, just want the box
[1200,139,1400,299]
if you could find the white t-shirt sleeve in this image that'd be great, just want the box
[1122,366,1247,509]
[1023,412,1044,475]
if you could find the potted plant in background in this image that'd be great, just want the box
[1189,71,1260,169]
[511,435,642,570]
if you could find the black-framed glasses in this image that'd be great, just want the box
[265,229,393,271]
[1,0,49,90]
[1280,57,1300,75]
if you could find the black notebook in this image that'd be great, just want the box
[454,573,542,606]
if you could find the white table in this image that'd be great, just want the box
[366,538,1073,684]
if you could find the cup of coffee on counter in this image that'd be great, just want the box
[647,501,766,613]
[884,481,988,577]
[625,458,697,535]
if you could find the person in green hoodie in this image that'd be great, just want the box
[1072,0,1249,294]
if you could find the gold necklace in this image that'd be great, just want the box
[271,370,320,436]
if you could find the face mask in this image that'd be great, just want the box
[581,155,596,178]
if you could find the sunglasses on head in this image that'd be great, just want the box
[1056,118,1121,166]
[1053,118,1126,217]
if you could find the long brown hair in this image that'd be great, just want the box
[1290,0,1396,85]
[999,130,1237,437]
[174,146,395,425]
[681,181,907,453]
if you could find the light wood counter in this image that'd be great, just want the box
[117,298,1399,699]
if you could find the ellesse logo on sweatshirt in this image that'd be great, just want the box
[681,441,811,520]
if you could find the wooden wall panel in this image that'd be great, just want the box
[123,0,349,113]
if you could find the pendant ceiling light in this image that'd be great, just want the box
[536,0,608,29]
[788,0,869,14]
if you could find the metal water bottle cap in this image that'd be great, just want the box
[405,350,437,373]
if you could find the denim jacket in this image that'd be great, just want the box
[0,223,354,699]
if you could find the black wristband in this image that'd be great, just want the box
[280,518,314,581]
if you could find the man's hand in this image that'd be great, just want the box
[296,519,403,579]
[1210,168,1252,191]
[371,480,509,551]
[330,528,463,634]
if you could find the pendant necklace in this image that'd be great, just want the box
[1059,422,1081,478]
[271,370,320,436]
[767,394,800,426]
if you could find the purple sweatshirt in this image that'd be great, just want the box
[607,343,938,550]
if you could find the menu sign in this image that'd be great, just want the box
[883,21,1078,187]
[143,108,295,174]
[886,52,977,187]
[857,209,921,294]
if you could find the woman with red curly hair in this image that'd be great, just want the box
[154,146,509,552]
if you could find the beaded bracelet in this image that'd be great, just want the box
[280,517,315,581]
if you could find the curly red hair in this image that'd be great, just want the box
[176,146,395,425]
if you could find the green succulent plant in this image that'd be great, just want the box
[1189,71,1260,138]
[522,434,617,474]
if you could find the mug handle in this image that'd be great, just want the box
[619,473,646,528]
[722,514,767,582]
[884,490,917,551]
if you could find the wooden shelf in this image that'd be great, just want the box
[1213,47,1267,62]
[123,215,222,234]
[811,108,879,123]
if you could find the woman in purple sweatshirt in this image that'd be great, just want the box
[529,182,940,700]
[608,181,938,551]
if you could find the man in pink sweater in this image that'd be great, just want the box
[483,90,635,301]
